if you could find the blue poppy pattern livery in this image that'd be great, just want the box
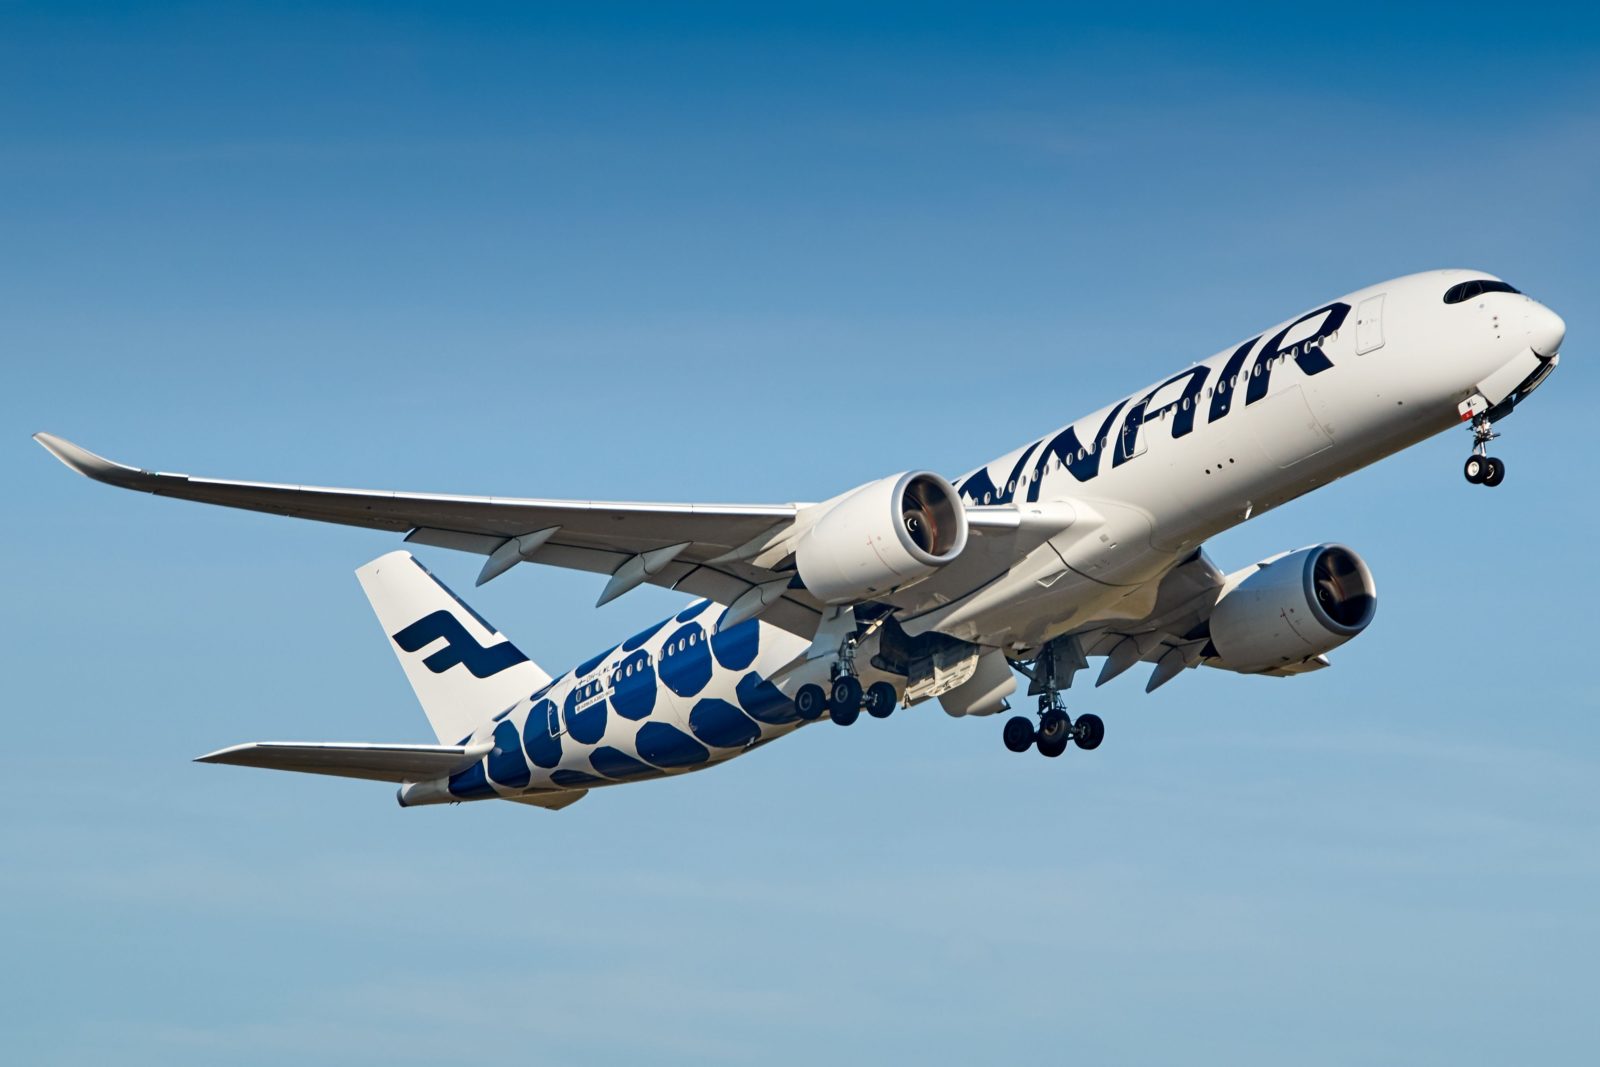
[365,555,816,806]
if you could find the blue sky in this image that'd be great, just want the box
[5,3,1598,1063]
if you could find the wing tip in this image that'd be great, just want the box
[193,743,250,765]
[33,432,144,486]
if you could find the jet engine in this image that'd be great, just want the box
[795,471,968,604]
[1207,544,1377,673]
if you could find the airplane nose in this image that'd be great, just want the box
[1527,302,1566,358]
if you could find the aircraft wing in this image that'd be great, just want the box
[40,433,1038,640]
[35,432,831,630]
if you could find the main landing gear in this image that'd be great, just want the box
[1006,637,1104,758]
[1003,698,1104,758]
[1463,415,1506,488]
[793,632,898,726]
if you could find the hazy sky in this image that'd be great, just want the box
[6,3,1598,1063]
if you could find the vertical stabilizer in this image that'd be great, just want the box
[356,551,550,743]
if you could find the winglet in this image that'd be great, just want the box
[32,433,150,488]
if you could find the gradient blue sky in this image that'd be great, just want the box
[6,3,1599,1063]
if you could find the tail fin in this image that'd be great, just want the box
[357,551,551,743]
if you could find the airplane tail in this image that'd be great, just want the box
[356,550,551,743]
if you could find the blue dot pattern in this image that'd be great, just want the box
[551,768,605,788]
[710,614,760,671]
[736,672,801,725]
[522,698,562,768]
[687,697,761,749]
[589,746,656,780]
[622,618,667,652]
[574,644,617,678]
[676,599,712,623]
[438,596,856,804]
[564,683,608,744]
[636,721,711,768]
[448,759,497,800]
[607,649,656,720]
[658,622,712,697]
[486,720,530,788]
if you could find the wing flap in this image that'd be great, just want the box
[194,740,493,783]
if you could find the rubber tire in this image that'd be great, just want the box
[830,701,860,727]
[1038,709,1071,746]
[1483,457,1506,487]
[1002,716,1036,753]
[830,675,863,712]
[794,684,827,721]
[1037,734,1069,758]
[1464,456,1487,484]
[1073,712,1105,751]
[865,681,897,719]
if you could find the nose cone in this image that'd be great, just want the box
[1527,302,1566,357]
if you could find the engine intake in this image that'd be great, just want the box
[795,471,968,604]
[1207,544,1377,673]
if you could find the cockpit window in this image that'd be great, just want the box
[1443,279,1521,304]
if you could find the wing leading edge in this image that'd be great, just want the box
[34,432,827,636]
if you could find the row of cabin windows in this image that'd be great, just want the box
[596,631,704,685]
[976,354,1303,501]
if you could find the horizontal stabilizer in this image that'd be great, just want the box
[195,740,492,783]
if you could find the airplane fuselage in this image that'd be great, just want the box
[404,268,1566,805]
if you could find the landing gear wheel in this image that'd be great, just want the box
[864,681,897,719]
[1037,709,1070,758]
[1483,457,1506,487]
[1073,712,1105,751]
[1002,715,1036,753]
[828,675,863,726]
[1464,456,1488,484]
[1037,734,1069,758]
[794,684,827,721]
[829,674,863,710]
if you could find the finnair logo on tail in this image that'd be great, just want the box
[392,610,529,678]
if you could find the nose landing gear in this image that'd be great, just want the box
[1464,415,1506,487]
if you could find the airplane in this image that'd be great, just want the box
[35,268,1566,811]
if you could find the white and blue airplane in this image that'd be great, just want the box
[36,269,1566,810]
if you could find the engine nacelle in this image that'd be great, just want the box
[1207,544,1377,673]
[795,471,968,604]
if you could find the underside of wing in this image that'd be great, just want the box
[35,433,1056,642]
[35,432,826,637]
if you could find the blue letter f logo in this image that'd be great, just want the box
[392,610,529,678]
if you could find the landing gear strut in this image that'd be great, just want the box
[1005,637,1105,758]
[793,628,900,726]
[1464,415,1506,487]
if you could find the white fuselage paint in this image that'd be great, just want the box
[408,269,1565,804]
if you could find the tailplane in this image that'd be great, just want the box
[356,551,550,743]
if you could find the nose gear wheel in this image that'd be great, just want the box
[1464,415,1506,487]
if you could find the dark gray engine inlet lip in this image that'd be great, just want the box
[1301,543,1378,637]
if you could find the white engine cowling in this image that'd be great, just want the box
[1208,544,1377,673]
[795,471,968,604]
